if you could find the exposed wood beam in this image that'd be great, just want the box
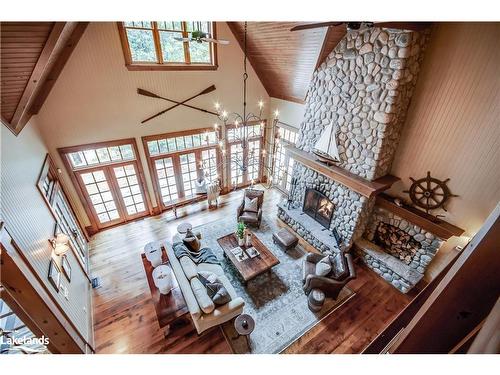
[6,22,88,135]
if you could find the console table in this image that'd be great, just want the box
[141,246,190,334]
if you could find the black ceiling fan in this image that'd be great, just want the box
[290,21,432,32]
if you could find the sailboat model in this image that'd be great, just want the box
[313,120,340,165]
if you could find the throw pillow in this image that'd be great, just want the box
[329,252,348,280]
[315,256,332,277]
[198,273,231,306]
[183,229,201,252]
[243,197,259,213]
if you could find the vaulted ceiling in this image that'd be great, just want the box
[227,22,345,103]
[1,22,88,135]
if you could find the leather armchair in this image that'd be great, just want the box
[303,252,356,300]
[237,188,264,227]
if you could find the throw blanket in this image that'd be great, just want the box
[172,242,220,265]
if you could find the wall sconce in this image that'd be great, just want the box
[50,233,70,256]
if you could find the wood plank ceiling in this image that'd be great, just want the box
[1,22,54,124]
[227,22,346,103]
[1,22,88,135]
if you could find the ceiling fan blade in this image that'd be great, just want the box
[373,22,432,31]
[174,36,191,42]
[290,22,344,32]
[202,37,230,45]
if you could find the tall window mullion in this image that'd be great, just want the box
[152,22,164,64]
[182,21,191,63]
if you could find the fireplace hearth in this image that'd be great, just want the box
[303,188,334,229]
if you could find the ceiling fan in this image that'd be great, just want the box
[174,30,230,45]
[290,21,432,32]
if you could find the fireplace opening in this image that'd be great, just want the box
[303,188,334,228]
[374,222,421,264]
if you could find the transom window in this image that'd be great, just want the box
[146,131,217,156]
[68,144,135,169]
[119,21,217,70]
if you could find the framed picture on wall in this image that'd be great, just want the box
[48,259,61,291]
[61,254,72,282]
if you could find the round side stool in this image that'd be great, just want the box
[177,222,192,235]
[308,289,325,312]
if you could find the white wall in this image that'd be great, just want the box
[270,97,305,129]
[389,23,500,280]
[1,119,92,343]
[35,22,269,226]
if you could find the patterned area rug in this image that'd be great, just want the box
[192,214,355,354]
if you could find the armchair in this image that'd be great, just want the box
[302,252,356,300]
[236,188,264,227]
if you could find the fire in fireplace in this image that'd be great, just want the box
[303,188,334,228]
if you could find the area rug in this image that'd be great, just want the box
[192,213,355,354]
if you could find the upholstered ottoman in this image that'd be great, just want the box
[308,289,325,312]
[273,228,299,252]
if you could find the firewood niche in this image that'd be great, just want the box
[376,194,465,240]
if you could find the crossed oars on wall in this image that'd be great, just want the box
[137,85,218,124]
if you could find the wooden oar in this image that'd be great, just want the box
[137,88,219,116]
[141,85,217,124]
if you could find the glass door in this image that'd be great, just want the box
[76,168,122,229]
[76,161,149,229]
[112,163,148,219]
[179,152,198,199]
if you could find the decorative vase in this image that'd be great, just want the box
[238,237,245,246]
[145,242,162,267]
[152,265,173,295]
[245,232,252,247]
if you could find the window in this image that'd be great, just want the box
[225,122,265,189]
[119,22,217,70]
[143,128,222,210]
[59,139,151,231]
[272,123,298,193]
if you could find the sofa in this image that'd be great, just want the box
[165,234,245,334]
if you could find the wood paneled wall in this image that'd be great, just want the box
[0,120,93,346]
[389,23,500,279]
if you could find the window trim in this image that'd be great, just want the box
[117,22,219,71]
[142,127,223,212]
[58,138,153,233]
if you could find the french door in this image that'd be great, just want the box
[228,138,263,188]
[76,161,148,229]
[151,148,221,209]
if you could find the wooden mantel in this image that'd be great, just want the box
[376,194,465,240]
[285,145,400,198]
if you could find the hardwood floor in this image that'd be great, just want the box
[90,186,413,354]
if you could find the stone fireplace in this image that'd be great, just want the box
[277,27,434,292]
[303,188,334,228]
[373,222,421,265]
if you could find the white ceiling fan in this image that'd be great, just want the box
[174,30,230,45]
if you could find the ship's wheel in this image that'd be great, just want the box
[403,171,458,213]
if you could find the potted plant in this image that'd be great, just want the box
[236,222,246,246]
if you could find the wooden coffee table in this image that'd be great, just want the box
[141,246,190,334]
[217,233,280,284]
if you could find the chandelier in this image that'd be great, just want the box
[200,22,282,190]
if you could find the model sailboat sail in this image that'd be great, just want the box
[313,120,340,164]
